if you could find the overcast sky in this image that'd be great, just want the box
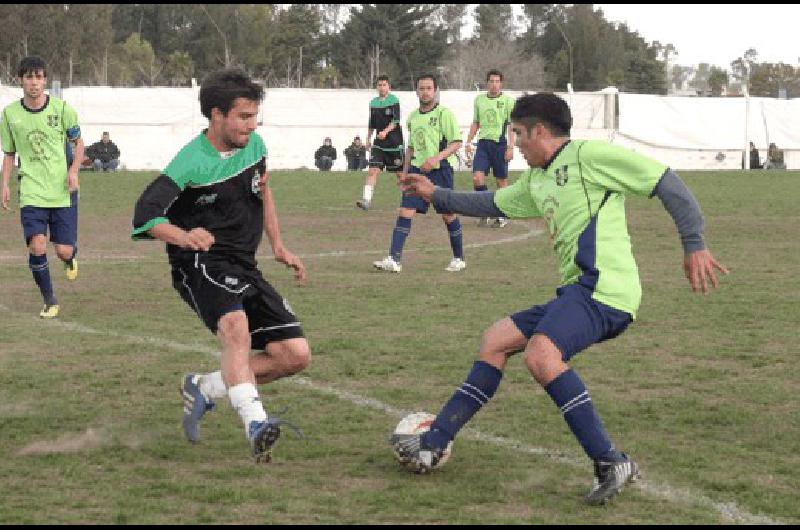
[594,4,800,68]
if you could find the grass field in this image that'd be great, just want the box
[0,168,798,524]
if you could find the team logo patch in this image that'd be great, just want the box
[252,172,264,196]
[195,193,218,206]
[283,298,295,316]
[27,130,47,157]
[47,115,59,128]
[555,165,569,186]
[429,117,438,126]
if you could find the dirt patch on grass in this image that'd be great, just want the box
[18,427,105,456]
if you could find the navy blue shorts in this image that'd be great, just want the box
[472,139,509,179]
[20,191,79,246]
[401,164,454,214]
[510,283,632,361]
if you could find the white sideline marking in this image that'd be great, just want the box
[0,223,545,265]
[0,303,780,525]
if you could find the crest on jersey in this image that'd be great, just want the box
[429,117,438,127]
[48,115,59,128]
[195,193,218,206]
[555,165,569,186]
[251,171,263,197]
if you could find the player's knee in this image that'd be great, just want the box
[216,311,251,351]
[55,247,73,262]
[524,337,565,386]
[270,338,311,375]
[287,341,311,373]
[28,235,47,255]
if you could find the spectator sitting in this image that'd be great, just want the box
[765,142,785,170]
[344,136,368,171]
[749,142,762,169]
[315,137,337,171]
[86,131,121,172]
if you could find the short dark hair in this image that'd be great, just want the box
[510,93,572,137]
[486,69,503,82]
[416,74,437,90]
[18,56,47,78]
[376,75,390,84]
[199,68,264,119]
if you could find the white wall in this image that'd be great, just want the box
[0,85,796,171]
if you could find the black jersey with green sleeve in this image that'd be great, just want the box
[369,94,404,151]
[132,131,267,268]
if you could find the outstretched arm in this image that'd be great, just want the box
[652,169,729,293]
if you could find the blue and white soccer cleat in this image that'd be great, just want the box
[586,453,641,505]
[181,374,215,443]
[247,412,304,463]
[247,419,282,463]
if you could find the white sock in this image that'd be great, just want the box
[228,383,267,432]
[363,185,374,202]
[199,371,227,400]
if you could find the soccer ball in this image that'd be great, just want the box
[390,412,452,472]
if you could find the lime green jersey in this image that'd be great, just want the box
[494,140,667,317]
[0,96,81,208]
[407,105,461,169]
[473,93,515,143]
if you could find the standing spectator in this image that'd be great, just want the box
[344,136,368,171]
[314,137,337,171]
[86,131,121,172]
[765,142,785,170]
[749,142,762,170]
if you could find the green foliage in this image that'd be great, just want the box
[333,5,447,90]
[519,4,668,92]
[708,66,728,96]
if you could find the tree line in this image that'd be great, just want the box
[1,5,796,97]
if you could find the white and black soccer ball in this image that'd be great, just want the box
[390,412,452,472]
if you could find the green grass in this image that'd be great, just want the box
[0,169,798,523]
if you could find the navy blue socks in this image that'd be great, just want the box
[29,254,56,305]
[390,217,412,262]
[446,218,463,260]
[423,361,503,451]
[545,369,619,461]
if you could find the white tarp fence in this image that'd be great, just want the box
[0,85,797,171]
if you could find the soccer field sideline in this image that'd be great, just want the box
[0,302,781,525]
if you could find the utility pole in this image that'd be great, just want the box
[551,16,573,90]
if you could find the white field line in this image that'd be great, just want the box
[0,303,781,525]
[0,222,545,265]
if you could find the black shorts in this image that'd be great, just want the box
[171,255,304,350]
[369,147,404,172]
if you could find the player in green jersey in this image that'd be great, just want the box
[132,69,311,463]
[466,70,516,228]
[1,57,84,319]
[373,74,464,273]
[397,93,728,504]
[357,75,404,210]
